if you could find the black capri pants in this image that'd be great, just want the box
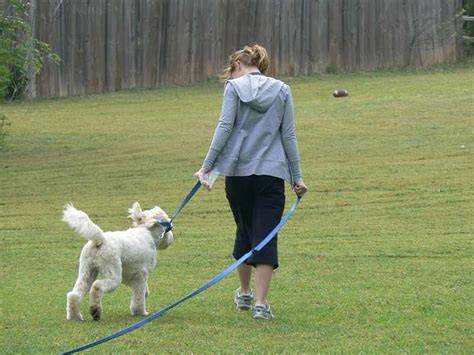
[225,175,285,269]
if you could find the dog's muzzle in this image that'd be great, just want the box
[158,221,173,233]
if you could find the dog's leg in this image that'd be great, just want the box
[129,273,149,316]
[89,266,122,321]
[67,265,97,321]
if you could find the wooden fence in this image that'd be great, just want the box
[5,0,464,98]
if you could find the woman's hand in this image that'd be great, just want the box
[194,168,211,190]
[293,180,308,197]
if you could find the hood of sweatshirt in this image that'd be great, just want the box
[227,73,285,113]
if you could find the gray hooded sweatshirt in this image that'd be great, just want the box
[203,73,302,184]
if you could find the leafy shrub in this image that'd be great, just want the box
[463,0,474,57]
[0,0,60,101]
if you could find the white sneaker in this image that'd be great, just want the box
[234,288,254,310]
[253,303,274,320]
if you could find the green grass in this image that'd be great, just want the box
[1,65,473,353]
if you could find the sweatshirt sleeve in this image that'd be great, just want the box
[203,83,239,170]
[281,86,303,183]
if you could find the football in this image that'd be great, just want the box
[333,89,349,98]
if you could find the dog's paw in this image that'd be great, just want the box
[90,305,102,321]
[131,308,148,316]
[66,313,84,321]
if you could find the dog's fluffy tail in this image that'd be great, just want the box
[62,204,105,246]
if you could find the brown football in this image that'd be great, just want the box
[333,89,349,98]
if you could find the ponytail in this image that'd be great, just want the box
[220,44,270,81]
[249,44,270,74]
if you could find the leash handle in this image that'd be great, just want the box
[62,192,301,354]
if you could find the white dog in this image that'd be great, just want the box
[63,202,173,321]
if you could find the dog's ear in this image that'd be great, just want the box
[128,202,143,225]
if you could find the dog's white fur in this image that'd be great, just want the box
[63,202,173,321]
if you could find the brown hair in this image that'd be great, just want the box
[220,44,270,81]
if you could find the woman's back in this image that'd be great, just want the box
[204,73,301,184]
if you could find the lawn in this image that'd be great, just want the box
[0,65,473,353]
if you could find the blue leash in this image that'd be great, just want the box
[170,181,202,221]
[62,186,301,354]
[159,181,202,233]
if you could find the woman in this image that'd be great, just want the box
[195,44,307,320]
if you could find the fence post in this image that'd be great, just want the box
[25,0,37,99]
